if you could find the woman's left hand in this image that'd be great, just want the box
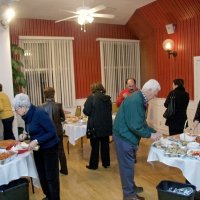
[28,139,38,151]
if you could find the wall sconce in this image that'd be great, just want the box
[162,39,177,59]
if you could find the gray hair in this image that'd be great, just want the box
[142,79,161,91]
[13,93,31,109]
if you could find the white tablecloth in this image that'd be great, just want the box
[63,123,87,145]
[147,146,200,190]
[0,151,40,187]
[63,114,116,145]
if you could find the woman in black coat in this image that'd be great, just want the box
[164,79,189,135]
[83,82,112,170]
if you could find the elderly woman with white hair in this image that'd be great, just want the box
[13,93,60,200]
[113,79,162,200]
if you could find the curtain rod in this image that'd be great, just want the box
[96,38,140,43]
[19,36,74,40]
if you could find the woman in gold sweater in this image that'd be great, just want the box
[0,83,15,140]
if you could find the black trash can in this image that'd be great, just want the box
[0,178,29,200]
[157,180,196,200]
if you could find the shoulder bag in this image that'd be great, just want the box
[163,93,175,119]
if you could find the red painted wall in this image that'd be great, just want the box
[127,0,200,99]
[10,0,200,99]
[9,19,135,98]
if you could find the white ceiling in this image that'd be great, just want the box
[6,0,156,25]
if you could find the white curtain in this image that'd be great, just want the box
[98,38,140,102]
[19,36,75,108]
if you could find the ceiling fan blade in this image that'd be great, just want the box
[61,9,78,15]
[55,15,78,23]
[92,13,115,19]
[89,5,106,13]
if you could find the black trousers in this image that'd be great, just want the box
[2,116,15,140]
[89,136,110,168]
[33,144,60,200]
[58,135,68,173]
[169,127,183,136]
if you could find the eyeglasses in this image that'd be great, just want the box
[15,107,22,112]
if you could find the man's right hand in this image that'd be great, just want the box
[150,132,162,141]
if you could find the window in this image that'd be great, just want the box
[19,36,75,108]
[98,38,140,101]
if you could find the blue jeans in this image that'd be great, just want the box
[113,134,138,198]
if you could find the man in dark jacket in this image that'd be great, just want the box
[83,82,112,170]
[40,87,68,175]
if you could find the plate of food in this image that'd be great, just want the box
[187,149,200,157]
[0,149,17,165]
[0,140,18,149]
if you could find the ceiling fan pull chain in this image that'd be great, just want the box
[84,24,86,32]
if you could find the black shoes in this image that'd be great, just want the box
[86,165,98,170]
[123,195,145,200]
[60,170,68,175]
[135,186,144,193]
[86,164,110,169]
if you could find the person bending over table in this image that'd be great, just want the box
[13,93,60,200]
[113,79,162,200]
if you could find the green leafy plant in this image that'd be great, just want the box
[11,44,27,94]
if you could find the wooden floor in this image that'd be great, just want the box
[29,137,184,200]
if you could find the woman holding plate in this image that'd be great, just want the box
[13,93,60,200]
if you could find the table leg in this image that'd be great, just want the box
[81,137,83,148]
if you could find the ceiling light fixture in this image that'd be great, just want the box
[77,7,94,32]
[55,0,114,33]
[1,7,15,29]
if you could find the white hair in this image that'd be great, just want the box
[13,93,31,109]
[142,79,161,91]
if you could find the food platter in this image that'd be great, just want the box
[187,149,200,157]
[0,149,17,165]
[0,140,18,149]
[153,137,200,158]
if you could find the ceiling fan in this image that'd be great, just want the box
[55,3,115,32]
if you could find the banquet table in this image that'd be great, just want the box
[63,114,116,146]
[0,151,40,187]
[63,122,86,146]
[147,143,200,191]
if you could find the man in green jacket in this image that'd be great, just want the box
[113,79,162,200]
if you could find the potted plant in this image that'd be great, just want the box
[11,44,27,94]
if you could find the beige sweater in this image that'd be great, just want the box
[0,92,14,119]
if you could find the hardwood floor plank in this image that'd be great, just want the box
[29,137,184,200]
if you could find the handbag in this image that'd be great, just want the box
[163,93,175,119]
